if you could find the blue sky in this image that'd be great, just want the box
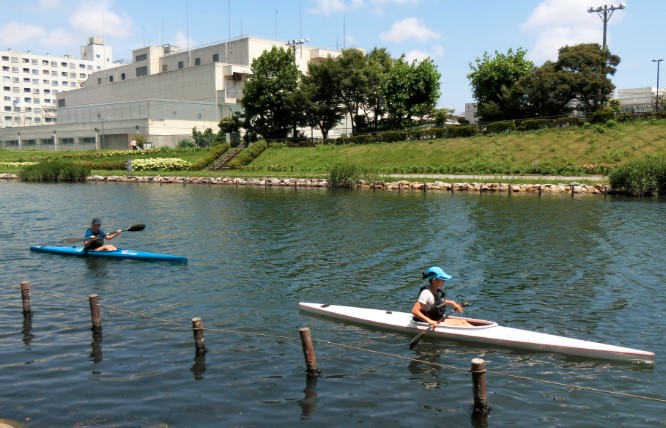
[0,0,663,113]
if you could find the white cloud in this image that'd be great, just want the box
[308,0,352,15]
[379,17,440,43]
[174,31,195,50]
[69,0,133,38]
[0,22,46,47]
[522,0,619,63]
[39,29,78,50]
[404,49,431,63]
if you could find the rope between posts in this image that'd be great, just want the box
[24,289,666,404]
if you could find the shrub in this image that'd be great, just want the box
[18,160,90,182]
[329,163,379,188]
[484,121,516,134]
[590,110,615,124]
[227,140,268,169]
[445,125,478,138]
[609,157,666,196]
[517,118,549,131]
[190,143,230,170]
[378,130,408,143]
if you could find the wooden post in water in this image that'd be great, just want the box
[570,184,575,197]
[299,327,321,377]
[471,358,491,416]
[192,317,206,354]
[20,281,32,316]
[88,294,102,333]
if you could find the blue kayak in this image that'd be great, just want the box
[30,245,188,263]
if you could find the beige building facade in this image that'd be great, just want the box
[0,36,341,150]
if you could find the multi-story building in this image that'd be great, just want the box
[0,37,112,128]
[0,35,342,150]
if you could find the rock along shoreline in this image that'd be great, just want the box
[0,172,613,195]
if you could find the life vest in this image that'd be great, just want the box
[84,228,105,250]
[417,286,445,320]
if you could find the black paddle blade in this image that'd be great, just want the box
[409,327,432,350]
[126,224,145,232]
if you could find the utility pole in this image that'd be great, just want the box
[587,3,625,50]
[653,59,663,112]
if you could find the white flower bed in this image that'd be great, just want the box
[132,158,192,171]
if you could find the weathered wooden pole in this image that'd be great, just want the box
[570,184,575,197]
[299,327,321,377]
[192,317,206,354]
[20,281,32,316]
[471,358,491,416]
[88,294,102,333]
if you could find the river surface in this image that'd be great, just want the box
[0,180,665,427]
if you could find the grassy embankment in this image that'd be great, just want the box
[1,119,665,186]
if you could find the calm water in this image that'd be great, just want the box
[0,181,665,427]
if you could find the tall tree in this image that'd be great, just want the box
[300,57,345,139]
[336,49,371,135]
[383,57,441,129]
[241,47,302,139]
[554,43,620,114]
[467,48,534,122]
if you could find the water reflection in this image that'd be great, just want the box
[22,315,34,346]
[298,376,318,418]
[90,331,103,363]
[191,353,206,380]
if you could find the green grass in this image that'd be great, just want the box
[1,119,665,182]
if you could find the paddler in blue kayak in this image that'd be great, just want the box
[412,266,472,327]
[84,218,122,251]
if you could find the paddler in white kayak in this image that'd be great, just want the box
[411,266,472,327]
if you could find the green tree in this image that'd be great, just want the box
[554,43,620,115]
[336,49,371,135]
[300,57,345,139]
[513,43,620,118]
[467,48,534,122]
[364,48,393,131]
[383,57,441,129]
[241,46,302,139]
[512,62,574,117]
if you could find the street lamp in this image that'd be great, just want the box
[587,3,625,50]
[653,59,663,113]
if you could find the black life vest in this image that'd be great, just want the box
[417,286,445,320]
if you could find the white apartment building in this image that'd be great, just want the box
[0,36,341,150]
[617,87,663,112]
[1,37,112,128]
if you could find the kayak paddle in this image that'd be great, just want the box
[409,309,449,350]
[62,224,146,243]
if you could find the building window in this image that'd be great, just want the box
[61,62,67,67]
[194,57,201,66]
[23,88,30,93]
[213,54,219,62]
[109,75,114,82]
[162,64,168,72]
[135,53,147,61]
[178,61,184,69]
[97,78,102,84]
[58,99,65,107]
[121,73,126,80]
[136,66,148,77]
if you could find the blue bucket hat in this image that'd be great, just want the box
[425,266,452,281]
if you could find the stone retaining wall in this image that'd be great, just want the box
[0,173,611,194]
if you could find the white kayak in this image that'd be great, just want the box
[298,302,655,363]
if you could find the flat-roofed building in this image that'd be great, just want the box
[0,36,342,150]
